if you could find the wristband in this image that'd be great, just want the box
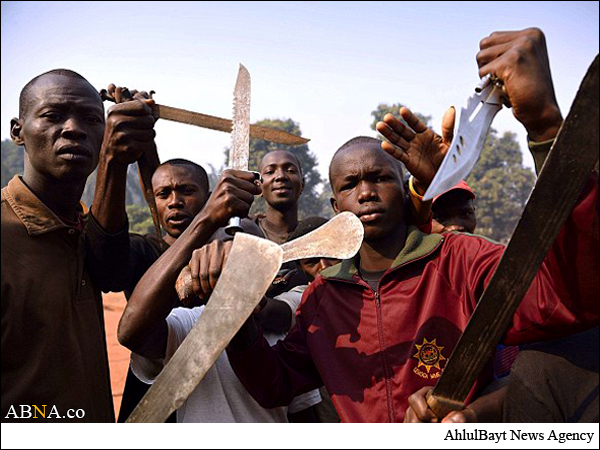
[408,176,425,201]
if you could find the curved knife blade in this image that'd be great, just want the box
[423,76,503,201]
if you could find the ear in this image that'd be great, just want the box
[330,196,340,214]
[300,177,306,195]
[10,118,25,146]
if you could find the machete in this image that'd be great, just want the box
[225,64,252,235]
[423,75,504,201]
[427,54,599,419]
[175,211,365,303]
[100,89,309,146]
[126,233,284,423]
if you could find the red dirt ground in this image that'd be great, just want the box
[103,292,130,420]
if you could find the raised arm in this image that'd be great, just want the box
[118,170,261,359]
[86,91,157,292]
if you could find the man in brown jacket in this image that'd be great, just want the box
[1,69,156,422]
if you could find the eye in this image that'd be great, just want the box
[86,115,104,125]
[42,112,62,122]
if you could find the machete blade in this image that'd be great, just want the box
[126,233,283,423]
[423,76,503,201]
[176,212,365,303]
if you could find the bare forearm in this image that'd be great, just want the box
[91,156,129,234]
[118,212,219,354]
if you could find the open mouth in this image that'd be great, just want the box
[167,214,190,226]
[57,145,93,162]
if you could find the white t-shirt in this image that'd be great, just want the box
[265,285,322,414]
[132,306,290,423]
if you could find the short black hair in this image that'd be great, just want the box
[158,159,210,193]
[287,216,329,242]
[329,136,405,188]
[19,69,95,118]
[259,150,304,176]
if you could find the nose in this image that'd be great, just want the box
[357,181,378,203]
[319,259,338,270]
[61,116,87,141]
[167,192,184,209]
[274,168,289,182]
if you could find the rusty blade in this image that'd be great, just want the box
[280,212,364,262]
[230,64,251,171]
[176,212,364,303]
[127,233,283,423]
[154,104,309,146]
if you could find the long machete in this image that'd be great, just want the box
[126,233,283,423]
[225,64,252,235]
[155,104,309,146]
[100,88,309,146]
[427,55,599,418]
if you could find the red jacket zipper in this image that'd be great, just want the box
[375,290,395,423]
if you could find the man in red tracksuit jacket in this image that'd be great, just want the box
[195,28,599,422]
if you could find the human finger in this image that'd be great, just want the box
[208,242,226,292]
[441,106,455,146]
[407,387,438,423]
[189,249,204,299]
[479,30,520,50]
[381,140,409,165]
[400,107,428,134]
[382,113,416,141]
[376,120,412,149]
[476,41,514,69]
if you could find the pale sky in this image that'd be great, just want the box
[2,1,599,179]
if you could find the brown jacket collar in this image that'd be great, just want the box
[2,176,85,236]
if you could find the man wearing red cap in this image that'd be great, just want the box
[431,180,477,234]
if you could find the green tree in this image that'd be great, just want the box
[1,139,24,188]
[370,103,432,132]
[466,129,536,243]
[224,118,329,220]
[126,204,155,235]
[81,165,146,207]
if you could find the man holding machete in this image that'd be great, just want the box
[1,69,157,422]
[118,158,212,423]
[219,28,598,423]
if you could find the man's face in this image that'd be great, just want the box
[11,74,105,184]
[299,257,341,281]
[433,197,477,234]
[259,151,304,210]
[152,165,209,240]
[330,144,406,242]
